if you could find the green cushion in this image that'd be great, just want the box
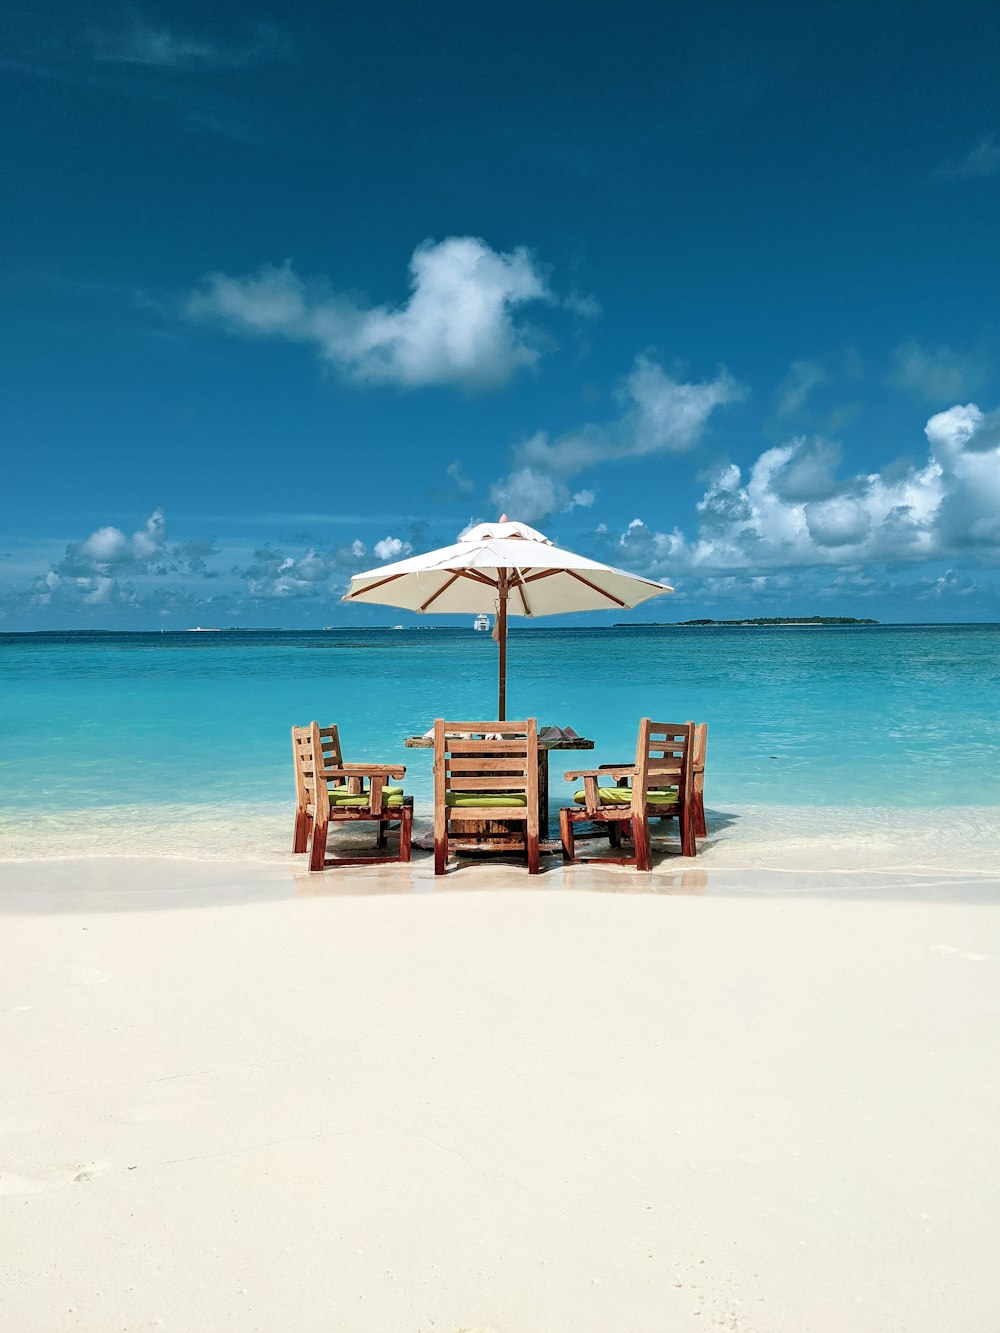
[329,791,405,808]
[446,792,528,808]
[573,787,679,807]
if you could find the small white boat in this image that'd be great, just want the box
[393,625,404,631]
[473,613,491,632]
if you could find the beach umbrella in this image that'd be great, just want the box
[343,516,673,718]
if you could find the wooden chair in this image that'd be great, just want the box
[560,719,696,870]
[433,719,540,876]
[599,720,708,839]
[292,723,345,852]
[291,721,412,870]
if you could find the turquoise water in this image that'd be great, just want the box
[2,626,999,827]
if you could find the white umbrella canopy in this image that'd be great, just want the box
[343,516,673,717]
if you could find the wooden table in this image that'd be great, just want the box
[404,733,594,840]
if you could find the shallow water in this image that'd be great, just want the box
[2,625,998,862]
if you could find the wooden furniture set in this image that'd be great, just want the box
[292,717,708,875]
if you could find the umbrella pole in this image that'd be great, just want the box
[497,580,508,721]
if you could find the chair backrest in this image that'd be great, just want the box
[291,722,344,809]
[433,719,538,814]
[631,719,695,814]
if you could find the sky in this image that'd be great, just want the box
[2,0,1000,628]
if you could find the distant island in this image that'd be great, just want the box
[614,616,880,627]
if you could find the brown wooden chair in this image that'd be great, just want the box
[599,720,708,839]
[291,721,412,870]
[560,719,696,870]
[292,723,345,852]
[433,719,540,876]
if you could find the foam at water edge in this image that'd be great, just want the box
[2,802,999,873]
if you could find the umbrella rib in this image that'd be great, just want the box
[511,568,532,615]
[343,571,407,599]
[419,572,463,612]
[455,569,498,588]
[522,569,562,585]
[565,569,628,608]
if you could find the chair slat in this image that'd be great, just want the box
[442,720,531,732]
[445,739,528,754]
[448,756,527,772]
[448,776,529,791]
[448,805,531,822]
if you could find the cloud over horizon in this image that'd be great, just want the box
[185,237,556,390]
[605,401,1000,589]
[490,356,744,521]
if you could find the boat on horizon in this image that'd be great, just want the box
[473,613,491,632]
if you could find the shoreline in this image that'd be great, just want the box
[4,802,999,874]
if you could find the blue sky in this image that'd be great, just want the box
[2,0,999,627]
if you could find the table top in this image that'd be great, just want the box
[404,734,594,751]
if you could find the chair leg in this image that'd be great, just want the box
[292,809,311,854]
[398,806,412,863]
[559,808,575,862]
[608,820,621,848]
[693,792,706,838]
[527,823,540,875]
[433,803,448,875]
[680,803,697,858]
[308,819,329,872]
[376,822,388,849]
[633,815,652,871]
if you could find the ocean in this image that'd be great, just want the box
[2,624,999,865]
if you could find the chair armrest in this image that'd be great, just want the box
[318,765,406,780]
[563,766,635,782]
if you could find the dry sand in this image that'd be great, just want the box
[2,854,999,1333]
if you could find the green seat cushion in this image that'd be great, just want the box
[446,792,528,808]
[573,787,678,807]
[329,791,405,808]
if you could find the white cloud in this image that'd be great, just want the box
[445,460,474,495]
[776,360,825,416]
[489,356,743,521]
[489,468,569,524]
[926,404,1000,547]
[72,510,167,567]
[933,133,1000,182]
[768,437,844,502]
[373,536,412,562]
[186,237,553,390]
[888,340,989,403]
[238,537,379,599]
[92,19,288,70]
[78,525,131,564]
[606,401,1000,582]
[30,509,170,608]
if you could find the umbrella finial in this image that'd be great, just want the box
[498,513,508,523]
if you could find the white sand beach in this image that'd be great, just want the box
[2,848,999,1333]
